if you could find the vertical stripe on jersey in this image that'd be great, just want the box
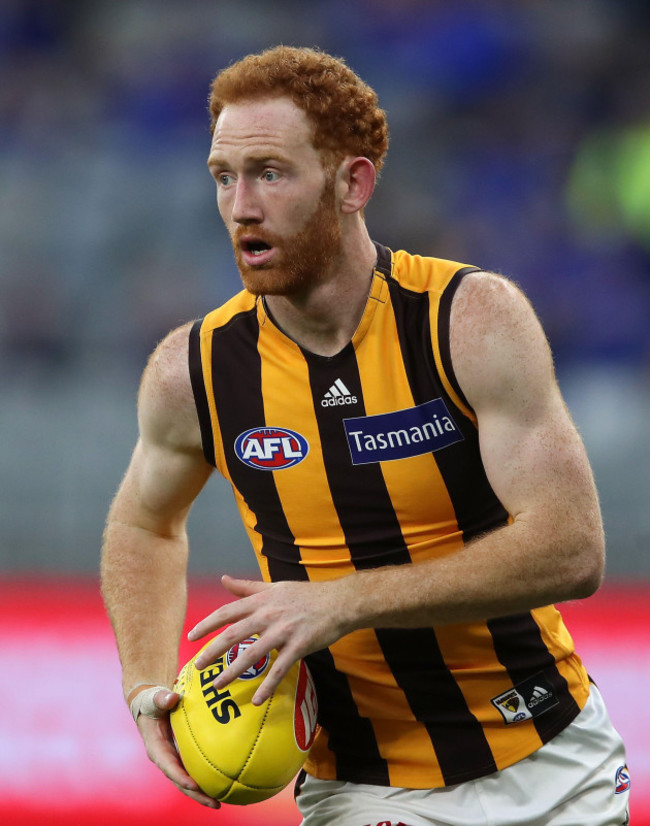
[437,268,480,413]
[256,320,353,578]
[388,276,509,542]
[306,647,391,785]
[488,613,581,744]
[207,309,299,575]
[305,344,411,570]
[375,627,497,783]
[188,320,216,466]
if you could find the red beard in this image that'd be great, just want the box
[232,176,341,297]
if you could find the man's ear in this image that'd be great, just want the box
[337,157,376,214]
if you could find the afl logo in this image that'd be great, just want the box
[227,638,270,680]
[235,427,309,470]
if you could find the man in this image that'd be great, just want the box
[101,46,629,824]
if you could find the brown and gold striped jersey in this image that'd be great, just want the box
[188,243,590,788]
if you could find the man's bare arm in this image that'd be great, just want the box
[101,322,217,807]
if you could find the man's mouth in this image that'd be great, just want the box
[243,239,271,255]
[239,237,276,266]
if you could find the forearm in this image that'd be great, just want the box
[340,516,603,632]
[101,519,189,699]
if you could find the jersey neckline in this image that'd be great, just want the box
[255,242,392,363]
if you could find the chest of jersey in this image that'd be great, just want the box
[200,281,506,573]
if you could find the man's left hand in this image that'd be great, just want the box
[188,575,350,705]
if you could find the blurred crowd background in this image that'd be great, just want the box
[1,0,649,579]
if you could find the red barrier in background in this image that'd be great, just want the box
[0,578,646,825]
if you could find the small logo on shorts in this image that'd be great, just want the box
[615,764,631,794]
[491,673,559,724]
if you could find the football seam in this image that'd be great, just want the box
[184,689,285,792]
[233,690,276,785]
[180,701,237,783]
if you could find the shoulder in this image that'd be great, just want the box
[138,321,202,453]
[451,270,540,342]
[390,248,476,293]
[450,271,555,412]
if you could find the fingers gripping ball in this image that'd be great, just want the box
[170,636,318,805]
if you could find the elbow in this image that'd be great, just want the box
[572,564,603,600]
[567,531,606,600]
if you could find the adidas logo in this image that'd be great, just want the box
[321,379,358,408]
[527,685,553,708]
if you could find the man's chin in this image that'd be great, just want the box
[239,266,297,297]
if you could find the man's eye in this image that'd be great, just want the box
[217,173,233,186]
[262,170,280,182]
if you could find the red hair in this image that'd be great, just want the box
[208,46,389,173]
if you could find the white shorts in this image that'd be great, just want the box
[296,686,629,826]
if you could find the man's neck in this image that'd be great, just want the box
[263,232,377,357]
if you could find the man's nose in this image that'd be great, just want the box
[231,179,263,224]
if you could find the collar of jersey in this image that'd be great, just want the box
[255,259,390,362]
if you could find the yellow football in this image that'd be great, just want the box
[170,635,318,805]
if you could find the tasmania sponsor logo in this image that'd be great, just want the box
[491,673,559,724]
[615,765,631,794]
[234,427,309,470]
[226,638,270,680]
[344,398,463,465]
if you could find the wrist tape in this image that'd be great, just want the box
[128,684,169,722]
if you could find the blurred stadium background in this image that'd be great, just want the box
[1,1,648,823]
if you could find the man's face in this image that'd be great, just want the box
[208,97,342,296]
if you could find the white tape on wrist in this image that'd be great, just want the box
[129,685,169,722]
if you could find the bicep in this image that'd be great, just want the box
[108,324,213,536]
[110,438,212,537]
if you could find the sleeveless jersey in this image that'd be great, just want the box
[188,243,590,789]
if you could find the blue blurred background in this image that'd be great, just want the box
[1,0,649,579]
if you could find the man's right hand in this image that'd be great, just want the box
[134,687,222,809]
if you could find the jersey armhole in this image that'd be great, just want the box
[188,319,217,467]
[436,267,481,426]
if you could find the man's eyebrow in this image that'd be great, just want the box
[207,153,288,170]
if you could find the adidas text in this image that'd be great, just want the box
[322,379,357,408]
[322,395,358,407]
